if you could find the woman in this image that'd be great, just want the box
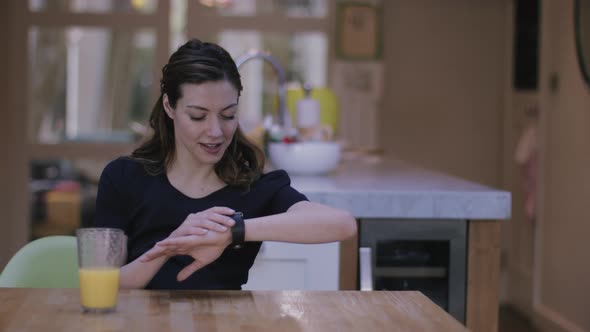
[95,38,356,290]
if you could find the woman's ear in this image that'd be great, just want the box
[162,94,175,120]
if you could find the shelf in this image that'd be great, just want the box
[374,267,447,278]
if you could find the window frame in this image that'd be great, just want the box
[21,0,170,160]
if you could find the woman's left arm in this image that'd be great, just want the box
[141,201,356,279]
[244,201,357,243]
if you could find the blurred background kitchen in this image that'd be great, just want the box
[0,0,589,331]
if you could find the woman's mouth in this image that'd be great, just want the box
[199,143,223,154]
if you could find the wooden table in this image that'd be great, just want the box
[0,289,467,331]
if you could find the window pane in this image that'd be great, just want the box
[219,30,327,133]
[28,26,155,143]
[200,0,327,18]
[170,0,188,53]
[30,158,106,240]
[29,0,158,14]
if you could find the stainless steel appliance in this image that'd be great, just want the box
[359,219,467,323]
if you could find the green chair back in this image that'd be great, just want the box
[0,235,79,288]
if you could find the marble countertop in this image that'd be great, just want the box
[288,158,511,220]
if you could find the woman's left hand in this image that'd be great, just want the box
[139,228,233,281]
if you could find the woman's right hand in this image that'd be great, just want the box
[139,206,236,262]
[141,227,233,281]
[137,206,236,280]
[168,206,236,239]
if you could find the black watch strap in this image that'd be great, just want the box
[230,212,245,247]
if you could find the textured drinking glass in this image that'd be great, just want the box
[76,228,127,313]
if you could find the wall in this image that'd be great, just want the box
[534,0,590,331]
[0,0,29,268]
[503,91,538,317]
[380,0,510,187]
[0,0,12,267]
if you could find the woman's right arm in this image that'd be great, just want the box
[120,254,169,289]
[93,162,159,288]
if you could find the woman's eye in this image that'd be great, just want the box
[190,116,205,121]
[221,115,235,120]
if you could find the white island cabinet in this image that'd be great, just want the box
[243,241,339,290]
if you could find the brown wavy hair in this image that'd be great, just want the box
[131,38,265,188]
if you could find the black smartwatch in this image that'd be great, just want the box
[230,212,245,248]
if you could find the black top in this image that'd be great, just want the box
[94,157,307,290]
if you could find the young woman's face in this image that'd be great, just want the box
[163,80,239,167]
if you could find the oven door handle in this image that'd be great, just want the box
[359,247,374,291]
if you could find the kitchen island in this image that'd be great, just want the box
[291,158,509,220]
[289,157,510,332]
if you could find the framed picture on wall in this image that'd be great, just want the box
[336,3,382,60]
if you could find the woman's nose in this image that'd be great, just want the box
[206,117,223,136]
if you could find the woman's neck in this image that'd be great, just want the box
[166,154,226,199]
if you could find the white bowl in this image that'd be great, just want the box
[268,141,342,175]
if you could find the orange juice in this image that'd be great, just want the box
[79,268,120,309]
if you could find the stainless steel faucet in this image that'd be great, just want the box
[235,49,291,129]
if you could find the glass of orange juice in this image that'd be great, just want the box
[76,228,126,313]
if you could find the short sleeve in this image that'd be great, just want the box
[261,170,308,215]
[94,159,131,232]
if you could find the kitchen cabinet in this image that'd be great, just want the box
[243,241,339,290]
